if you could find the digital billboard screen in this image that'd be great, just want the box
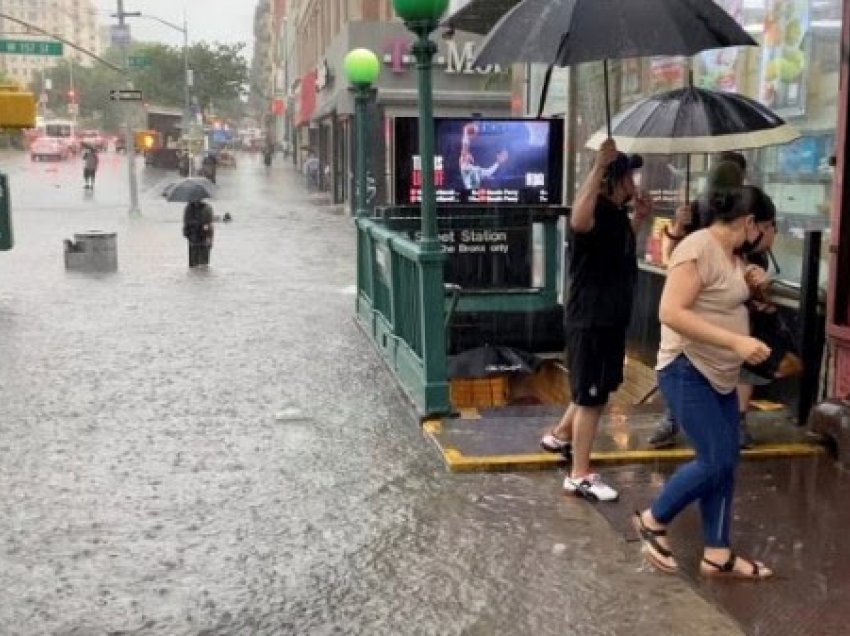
[394,118,564,206]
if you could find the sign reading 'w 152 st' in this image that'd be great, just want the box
[0,39,63,57]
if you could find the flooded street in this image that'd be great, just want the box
[0,151,738,635]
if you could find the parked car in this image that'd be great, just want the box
[30,137,70,161]
[80,130,108,151]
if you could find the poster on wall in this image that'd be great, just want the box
[697,0,744,91]
[758,0,810,118]
[649,57,687,92]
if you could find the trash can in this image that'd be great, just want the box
[64,231,117,272]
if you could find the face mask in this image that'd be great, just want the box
[740,229,764,254]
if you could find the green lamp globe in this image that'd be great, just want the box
[344,48,381,87]
[392,0,450,23]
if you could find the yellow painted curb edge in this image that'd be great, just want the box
[427,439,824,474]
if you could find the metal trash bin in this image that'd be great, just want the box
[64,231,117,272]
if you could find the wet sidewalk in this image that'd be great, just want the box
[425,392,824,473]
[422,366,847,635]
[597,456,850,636]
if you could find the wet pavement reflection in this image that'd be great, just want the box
[0,151,740,635]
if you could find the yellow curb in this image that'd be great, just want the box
[443,448,565,473]
[434,443,824,473]
[422,419,442,435]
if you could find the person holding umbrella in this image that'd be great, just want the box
[540,138,651,502]
[168,178,216,268]
[82,144,99,190]
[633,186,774,579]
[183,197,215,268]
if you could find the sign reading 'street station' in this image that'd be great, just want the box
[0,40,64,57]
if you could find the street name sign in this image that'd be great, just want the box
[0,39,64,57]
[110,89,143,102]
[128,56,151,69]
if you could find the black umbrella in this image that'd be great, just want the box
[585,85,800,199]
[164,177,215,203]
[448,345,541,379]
[586,86,800,155]
[446,0,756,129]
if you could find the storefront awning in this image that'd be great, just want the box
[295,71,317,127]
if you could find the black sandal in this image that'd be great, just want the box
[631,511,677,573]
[700,552,773,580]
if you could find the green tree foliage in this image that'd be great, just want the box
[30,41,248,132]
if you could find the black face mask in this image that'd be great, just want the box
[740,229,764,254]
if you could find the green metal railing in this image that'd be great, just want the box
[355,216,449,416]
[355,207,568,417]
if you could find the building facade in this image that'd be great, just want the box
[274,0,511,208]
[517,0,842,410]
[0,0,102,86]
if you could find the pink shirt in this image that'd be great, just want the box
[656,229,750,394]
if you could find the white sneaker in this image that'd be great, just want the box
[563,473,619,502]
[540,432,572,455]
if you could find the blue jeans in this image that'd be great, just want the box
[651,355,740,548]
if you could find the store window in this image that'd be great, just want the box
[567,0,842,286]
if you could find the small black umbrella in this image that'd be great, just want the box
[585,85,800,199]
[447,0,756,129]
[448,345,541,379]
[164,177,215,203]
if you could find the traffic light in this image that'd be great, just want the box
[134,130,158,151]
[67,89,76,103]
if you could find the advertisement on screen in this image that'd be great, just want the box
[395,118,563,206]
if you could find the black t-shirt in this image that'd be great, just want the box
[566,195,637,328]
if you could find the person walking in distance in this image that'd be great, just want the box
[83,147,99,190]
[632,188,774,579]
[182,198,215,268]
[539,138,652,502]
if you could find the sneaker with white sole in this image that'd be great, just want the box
[540,432,572,456]
[563,473,619,502]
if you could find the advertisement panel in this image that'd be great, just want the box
[697,0,744,91]
[758,0,811,117]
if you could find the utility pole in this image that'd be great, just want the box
[183,9,191,152]
[115,0,141,216]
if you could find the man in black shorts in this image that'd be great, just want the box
[539,138,651,502]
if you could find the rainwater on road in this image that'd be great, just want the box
[0,151,740,636]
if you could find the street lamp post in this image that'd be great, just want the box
[392,0,449,249]
[392,0,451,415]
[343,49,380,217]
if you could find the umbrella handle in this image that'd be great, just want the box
[537,33,570,119]
[604,59,611,137]
[537,66,555,120]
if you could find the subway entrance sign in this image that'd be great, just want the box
[0,39,64,57]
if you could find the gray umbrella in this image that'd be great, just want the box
[446,0,756,129]
[164,177,215,203]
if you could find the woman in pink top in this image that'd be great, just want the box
[632,189,774,580]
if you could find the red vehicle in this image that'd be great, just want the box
[30,137,70,161]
